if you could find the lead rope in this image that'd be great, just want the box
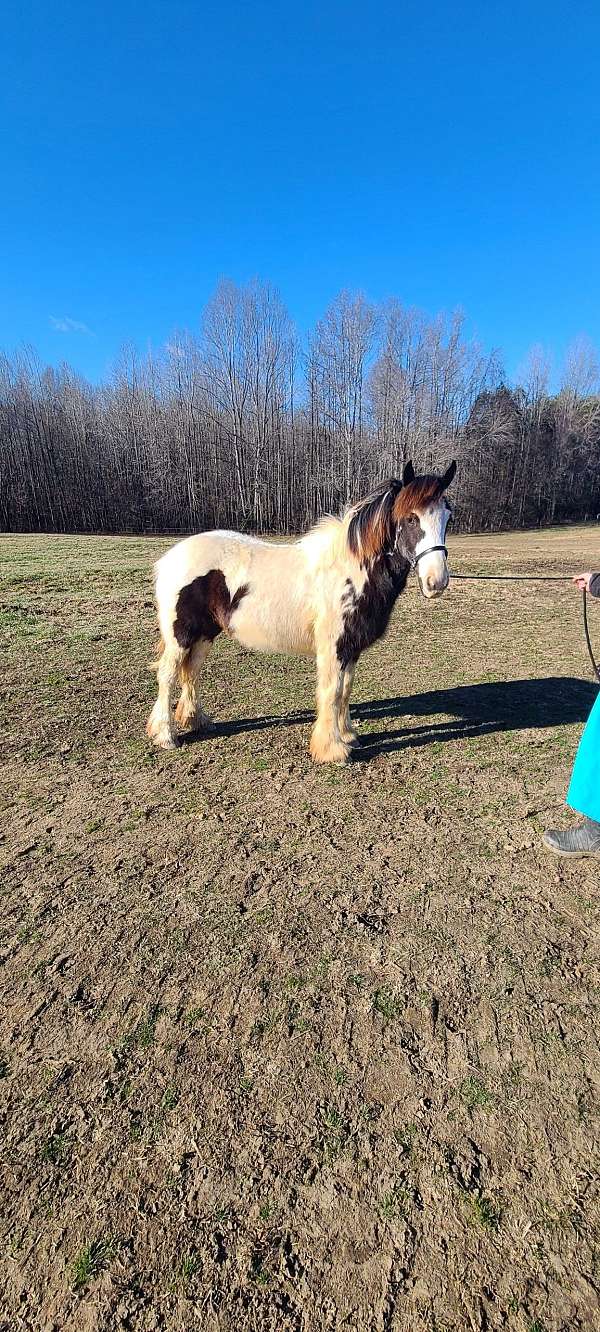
[582,588,600,684]
[449,570,600,685]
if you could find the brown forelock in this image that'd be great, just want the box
[392,476,443,520]
[347,481,401,562]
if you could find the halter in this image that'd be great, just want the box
[412,544,448,571]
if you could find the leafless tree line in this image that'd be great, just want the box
[1,279,600,536]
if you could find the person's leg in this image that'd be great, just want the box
[544,693,600,857]
[566,692,600,821]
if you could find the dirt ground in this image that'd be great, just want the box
[1,524,600,1332]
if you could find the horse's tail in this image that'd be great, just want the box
[148,635,165,673]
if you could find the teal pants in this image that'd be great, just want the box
[567,690,600,822]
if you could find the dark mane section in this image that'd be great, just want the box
[347,479,402,562]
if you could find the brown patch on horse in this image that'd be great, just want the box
[173,571,249,650]
[392,476,443,520]
[337,555,411,666]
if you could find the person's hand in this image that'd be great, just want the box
[573,572,594,592]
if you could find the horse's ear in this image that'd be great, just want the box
[402,460,415,485]
[441,460,457,489]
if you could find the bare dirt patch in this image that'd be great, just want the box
[1,526,600,1332]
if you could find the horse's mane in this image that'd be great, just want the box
[347,476,444,563]
[303,474,445,564]
[346,479,402,562]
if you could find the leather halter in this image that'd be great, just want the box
[412,544,448,571]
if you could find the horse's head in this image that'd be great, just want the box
[393,459,456,598]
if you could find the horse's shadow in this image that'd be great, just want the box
[180,676,596,758]
[351,675,595,759]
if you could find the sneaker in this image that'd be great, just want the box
[543,818,600,858]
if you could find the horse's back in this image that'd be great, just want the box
[155,529,296,594]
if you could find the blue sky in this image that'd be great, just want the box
[2,0,599,386]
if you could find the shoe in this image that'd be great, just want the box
[543,817,600,858]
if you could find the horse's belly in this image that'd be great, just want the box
[230,598,314,656]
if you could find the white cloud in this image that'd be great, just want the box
[50,315,93,335]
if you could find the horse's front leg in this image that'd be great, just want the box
[338,663,359,745]
[310,636,351,764]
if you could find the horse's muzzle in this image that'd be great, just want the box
[420,572,449,598]
[414,544,449,598]
[418,558,450,598]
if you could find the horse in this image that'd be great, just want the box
[146,459,456,762]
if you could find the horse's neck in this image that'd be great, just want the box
[349,549,411,616]
[376,549,411,598]
[307,521,411,598]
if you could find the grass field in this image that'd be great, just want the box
[1,525,600,1332]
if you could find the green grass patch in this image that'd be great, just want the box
[460,1075,493,1110]
[71,1235,119,1290]
[373,988,401,1021]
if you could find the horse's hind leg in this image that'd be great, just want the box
[146,642,182,749]
[174,638,215,732]
[338,664,359,744]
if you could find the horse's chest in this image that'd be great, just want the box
[336,567,404,667]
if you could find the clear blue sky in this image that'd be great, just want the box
[2,0,599,385]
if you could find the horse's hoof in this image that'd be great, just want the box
[310,735,352,764]
[174,711,215,736]
[153,733,178,750]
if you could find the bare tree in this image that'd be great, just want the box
[1,282,599,537]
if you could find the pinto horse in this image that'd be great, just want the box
[147,460,456,762]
